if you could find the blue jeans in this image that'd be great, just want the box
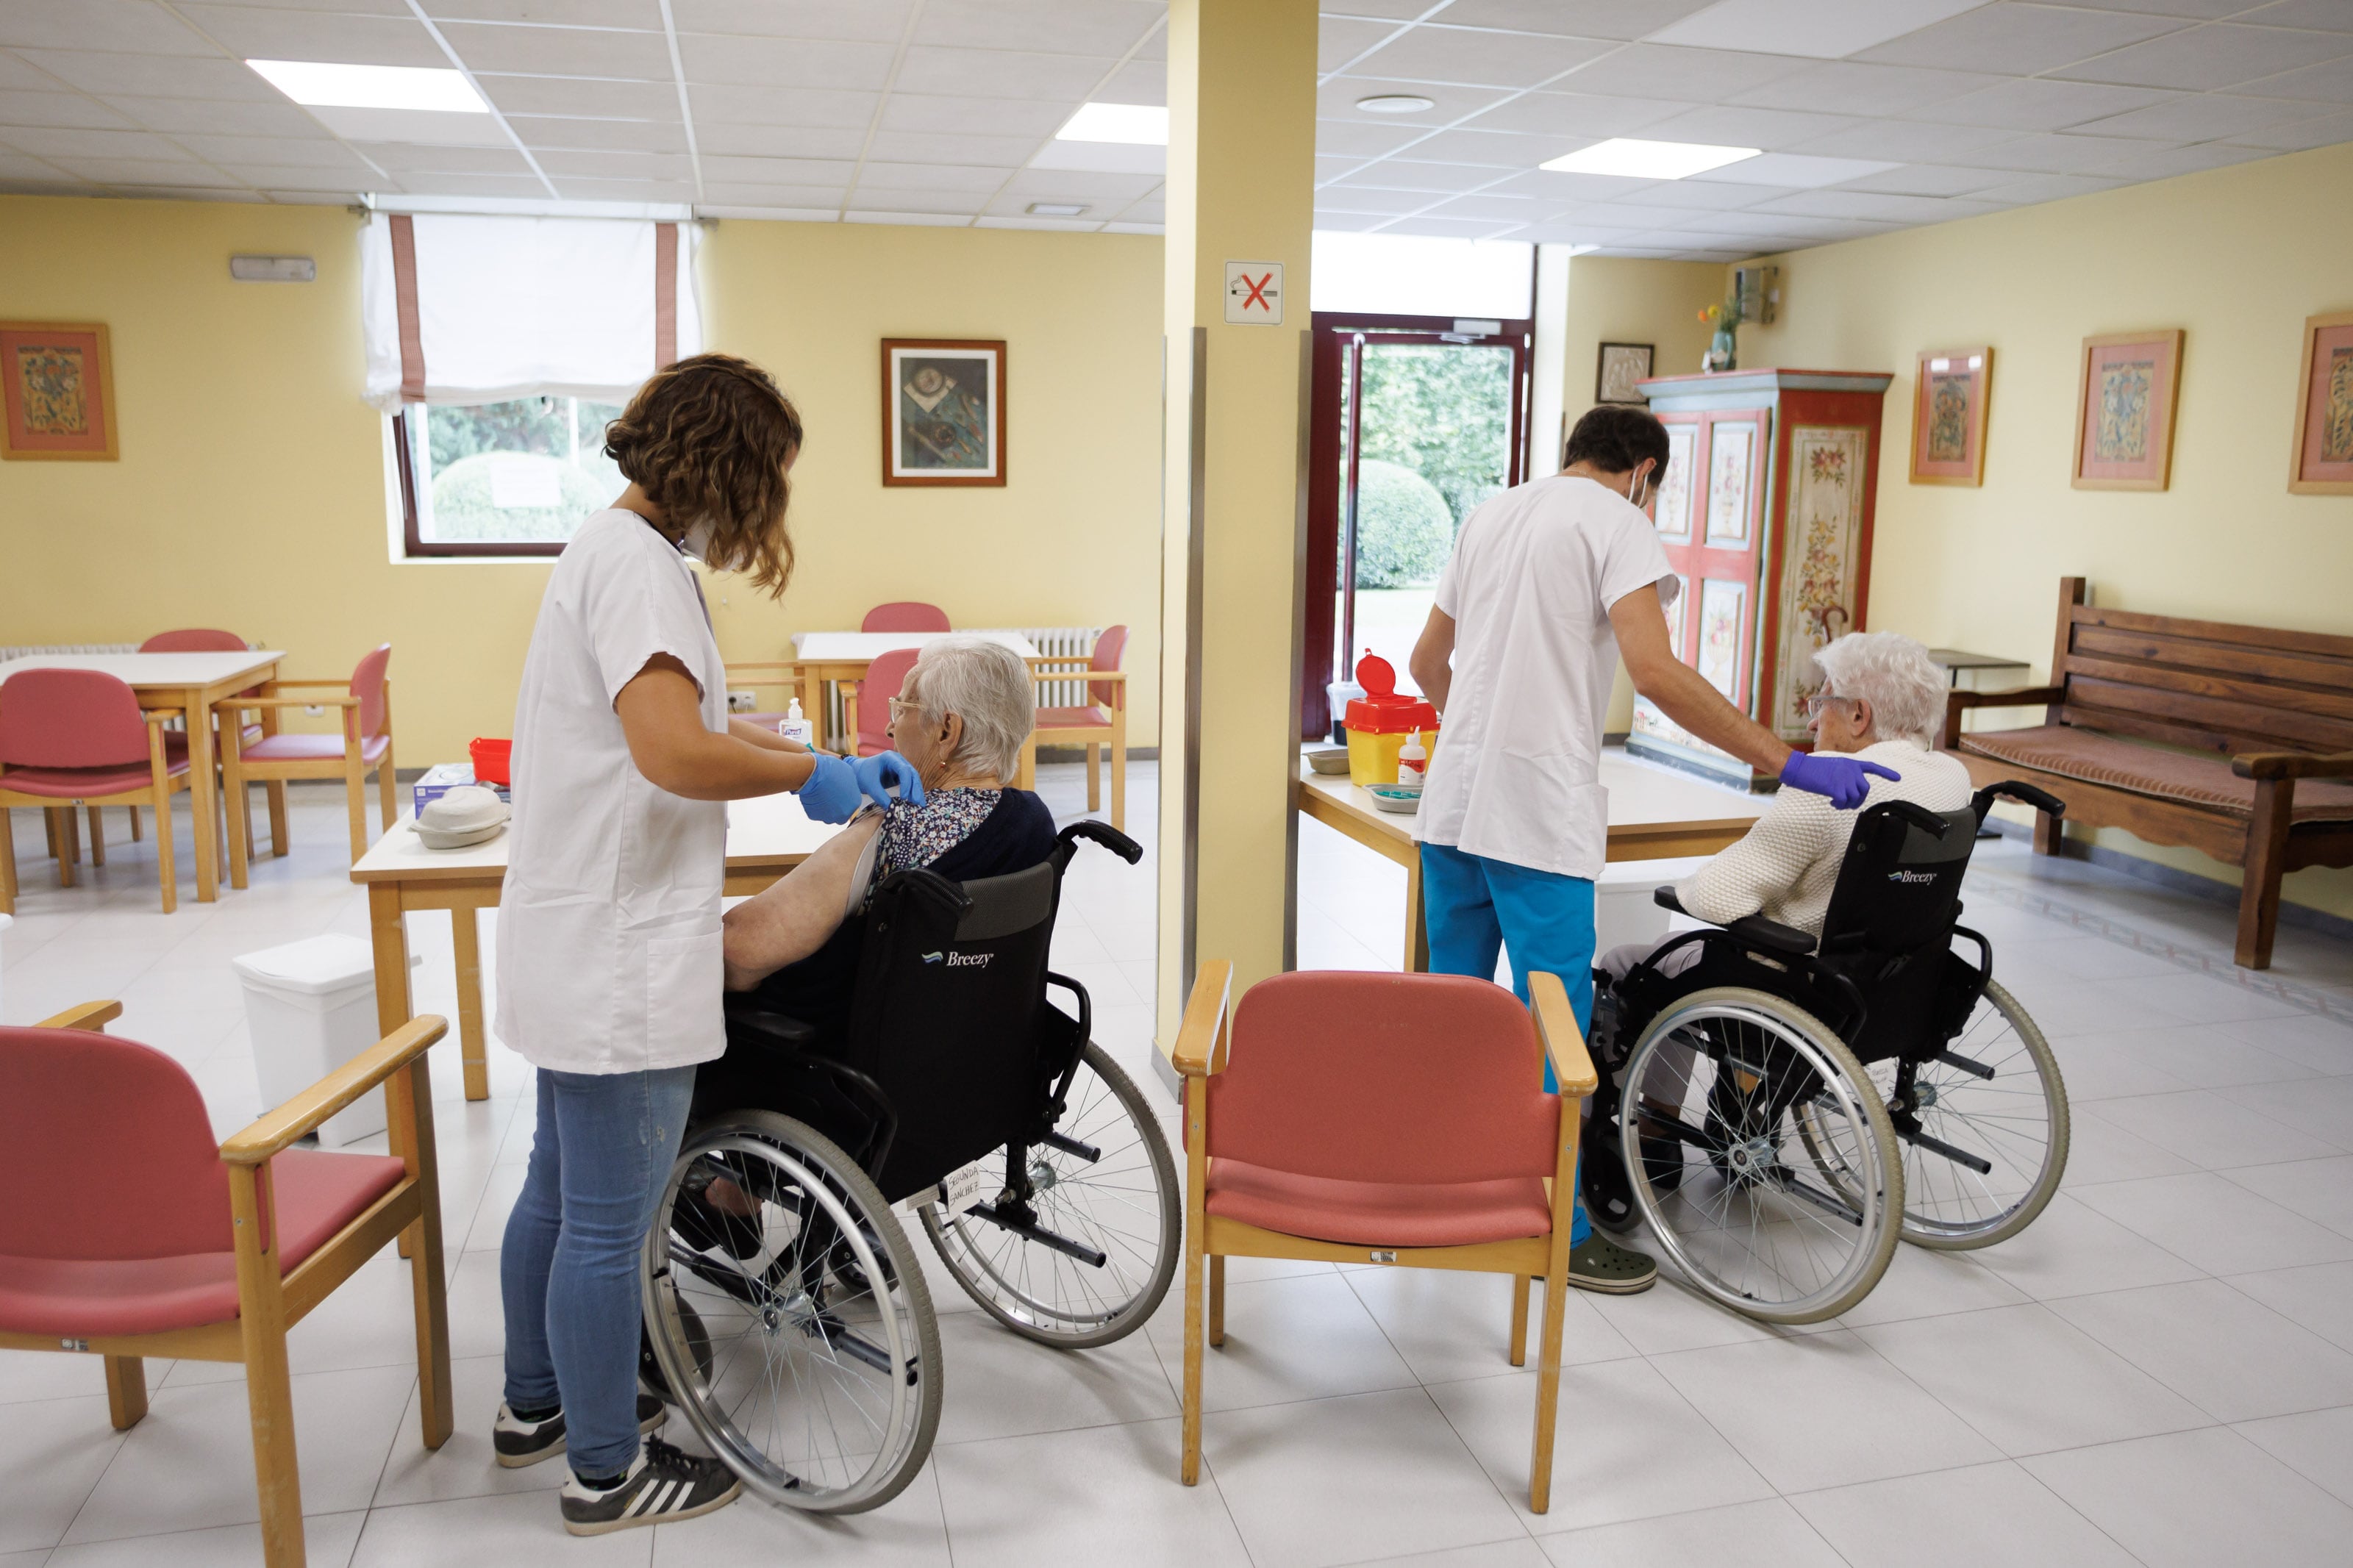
[1421,841,1597,1246]
[502,1064,697,1478]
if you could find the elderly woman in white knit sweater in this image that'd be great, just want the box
[1602,630,1973,983]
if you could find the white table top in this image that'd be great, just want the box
[1300,745,1770,849]
[0,650,285,689]
[351,787,843,884]
[791,630,1040,661]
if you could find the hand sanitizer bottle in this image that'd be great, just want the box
[1397,728,1427,785]
[780,698,815,748]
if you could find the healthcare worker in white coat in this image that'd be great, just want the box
[1409,404,1896,1295]
[490,354,922,1536]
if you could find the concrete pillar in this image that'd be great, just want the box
[1155,0,1319,1045]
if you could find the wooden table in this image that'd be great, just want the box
[1927,648,2030,689]
[789,631,1043,781]
[1296,748,1769,970]
[349,790,841,1101]
[0,649,282,904]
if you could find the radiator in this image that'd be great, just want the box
[0,642,139,660]
[1015,626,1104,709]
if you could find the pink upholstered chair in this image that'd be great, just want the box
[860,601,951,633]
[848,646,921,757]
[218,644,396,875]
[0,669,195,914]
[1167,964,1593,1513]
[0,999,451,1568]
[1032,624,1129,829]
[119,628,262,862]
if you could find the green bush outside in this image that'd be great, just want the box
[1354,459,1454,590]
[429,452,611,543]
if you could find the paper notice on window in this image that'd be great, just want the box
[489,456,563,510]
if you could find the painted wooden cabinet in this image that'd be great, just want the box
[1630,368,1893,787]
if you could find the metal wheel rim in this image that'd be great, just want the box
[1888,979,2068,1247]
[921,1043,1178,1346]
[643,1120,935,1513]
[1620,992,1900,1323]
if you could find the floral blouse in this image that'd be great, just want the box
[876,786,1004,878]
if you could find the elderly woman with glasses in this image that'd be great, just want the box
[713,635,1055,1041]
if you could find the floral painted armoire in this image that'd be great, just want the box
[1627,367,1895,787]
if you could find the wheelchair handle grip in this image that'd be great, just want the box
[1057,819,1144,865]
[1879,799,1954,840]
[1979,779,2066,820]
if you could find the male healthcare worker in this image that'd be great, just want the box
[1408,404,1896,1295]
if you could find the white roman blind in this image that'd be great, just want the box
[360,212,701,411]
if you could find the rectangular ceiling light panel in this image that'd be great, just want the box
[247,60,488,114]
[1542,138,1760,179]
[1056,101,1168,145]
[1652,0,1990,61]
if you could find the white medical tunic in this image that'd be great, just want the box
[496,508,731,1075]
[1418,475,1679,881]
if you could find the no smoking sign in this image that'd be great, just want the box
[1224,261,1283,325]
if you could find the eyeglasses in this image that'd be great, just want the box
[1804,692,1857,717]
[888,697,921,720]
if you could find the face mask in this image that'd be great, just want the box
[1628,470,1651,511]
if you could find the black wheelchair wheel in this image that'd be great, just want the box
[641,1111,942,1514]
[918,1042,1179,1349]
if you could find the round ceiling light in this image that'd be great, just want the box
[1355,93,1435,115]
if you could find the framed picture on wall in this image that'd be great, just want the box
[882,337,1004,486]
[0,321,118,461]
[2072,329,2182,491]
[2288,309,2353,495]
[1596,341,1654,405]
[1909,346,1990,486]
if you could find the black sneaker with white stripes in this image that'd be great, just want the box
[492,1395,667,1469]
[560,1437,742,1535]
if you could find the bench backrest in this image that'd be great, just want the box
[2046,577,2353,759]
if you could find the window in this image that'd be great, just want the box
[394,397,625,557]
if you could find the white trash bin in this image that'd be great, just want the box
[233,934,415,1148]
[1594,856,1710,960]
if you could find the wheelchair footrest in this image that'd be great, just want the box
[968,1201,1109,1268]
[1895,1119,1994,1175]
[1932,1048,1997,1081]
[1038,1128,1101,1163]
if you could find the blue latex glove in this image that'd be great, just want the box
[1779,751,1901,809]
[851,751,926,810]
[796,751,863,824]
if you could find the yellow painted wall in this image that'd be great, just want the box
[1553,255,1727,734]
[0,195,1165,765]
[1734,140,2353,920]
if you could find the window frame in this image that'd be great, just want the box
[392,406,571,560]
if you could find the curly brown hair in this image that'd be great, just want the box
[604,353,803,596]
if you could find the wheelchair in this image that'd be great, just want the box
[1582,781,2072,1324]
[636,821,1179,1513]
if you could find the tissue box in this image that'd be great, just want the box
[412,762,509,813]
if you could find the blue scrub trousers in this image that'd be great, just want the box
[1420,840,1596,1246]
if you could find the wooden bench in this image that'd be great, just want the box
[1942,577,2353,970]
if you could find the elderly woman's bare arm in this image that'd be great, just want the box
[722,814,883,989]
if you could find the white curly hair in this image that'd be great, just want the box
[901,636,1036,781]
[1810,631,1946,748]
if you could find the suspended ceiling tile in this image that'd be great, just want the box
[1315,153,1367,182]
[478,74,682,119]
[531,146,691,178]
[1549,199,1712,229]
[175,132,368,168]
[1859,4,2190,72]
[1377,128,1551,168]
[663,0,909,41]
[1421,190,1552,221]
[2060,0,2260,17]
[389,171,550,195]
[509,115,690,153]
[550,176,699,200]
[893,47,1115,101]
[1313,117,1445,157]
[442,21,671,79]
[852,159,1008,193]
[2093,140,2273,177]
[1310,208,1393,232]
[1637,104,1867,151]
[2054,23,2353,90]
[0,0,217,55]
[1649,0,1991,60]
[841,187,984,215]
[696,122,865,158]
[1965,171,2133,203]
[12,51,283,99]
[1434,0,1716,38]
[1615,178,1799,209]
[1969,129,2158,173]
[350,140,531,172]
[1896,76,2178,131]
[1317,76,1513,122]
[96,95,323,135]
[868,129,1041,166]
[422,1,660,20]
[2238,53,2353,101]
[845,209,970,224]
[1321,16,1407,74]
[0,124,197,160]
[213,163,365,190]
[1348,24,1614,90]
[1331,158,1502,193]
[878,93,1071,137]
[1313,183,1445,214]
[1096,59,1163,106]
[310,104,509,144]
[1830,162,2015,196]
[688,83,879,129]
[1729,61,1999,118]
[1484,168,1659,202]
[1378,213,1521,237]
[174,6,446,68]
[1461,90,1696,139]
[915,0,1162,58]
[1546,44,1812,101]
[44,155,242,183]
[2227,104,2353,147]
[1751,188,2004,223]
[0,54,60,90]
[1783,118,2019,164]
[677,35,897,90]
[698,179,846,205]
[1113,196,1163,220]
[0,90,140,130]
[2073,92,2324,140]
[996,165,1158,201]
[2237,0,2353,29]
[696,151,855,184]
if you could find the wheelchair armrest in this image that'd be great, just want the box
[1724,915,1818,959]
[1653,886,1686,914]
[729,1007,821,1048]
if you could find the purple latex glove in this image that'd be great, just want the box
[796,751,863,823]
[1779,751,1901,809]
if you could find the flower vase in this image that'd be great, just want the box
[1704,327,1738,373]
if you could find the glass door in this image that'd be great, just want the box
[1303,313,1531,737]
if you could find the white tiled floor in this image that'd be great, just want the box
[5,759,2353,1566]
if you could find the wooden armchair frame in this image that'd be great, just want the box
[0,707,191,914]
[0,1000,453,1568]
[1030,659,1128,830]
[1165,963,1597,1513]
[216,678,397,879]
